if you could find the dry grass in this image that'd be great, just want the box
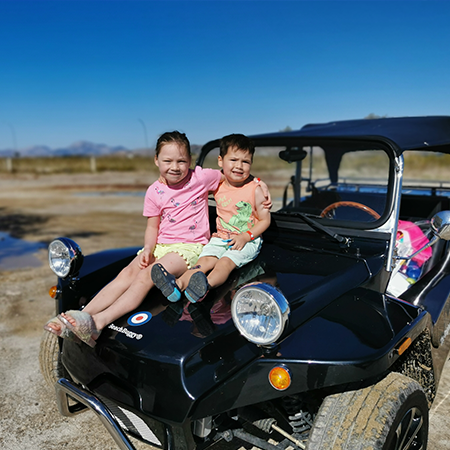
[0,155,159,175]
[2,152,449,181]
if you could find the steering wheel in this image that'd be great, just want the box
[320,201,381,220]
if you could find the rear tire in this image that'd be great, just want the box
[307,372,428,450]
[39,331,69,387]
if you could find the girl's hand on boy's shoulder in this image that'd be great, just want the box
[255,180,272,210]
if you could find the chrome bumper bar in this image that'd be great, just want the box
[55,377,137,450]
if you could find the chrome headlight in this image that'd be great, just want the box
[231,282,290,345]
[48,238,83,278]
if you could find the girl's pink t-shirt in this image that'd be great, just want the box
[143,166,222,245]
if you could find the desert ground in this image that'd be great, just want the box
[1,171,450,449]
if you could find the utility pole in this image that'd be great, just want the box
[6,122,18,155]
[5,122,17,172]
[138,118,149,150]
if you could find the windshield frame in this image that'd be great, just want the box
[198,135,404,272]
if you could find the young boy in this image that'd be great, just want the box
[152,133,271,302]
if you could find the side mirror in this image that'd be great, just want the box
[431,211,450,240]
[279,149,307,163]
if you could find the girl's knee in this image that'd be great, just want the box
[119,261,140,279]
[136,265,153,282]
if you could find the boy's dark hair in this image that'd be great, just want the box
[219,134,255,158]
[156,131,191,157]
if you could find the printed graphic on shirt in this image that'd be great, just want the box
[155,187,165,195]
[190,197,201,211]
[189,220,198,236]
[162,211,176,223]
[219,200,254,233]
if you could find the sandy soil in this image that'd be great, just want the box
[1,171,450,450]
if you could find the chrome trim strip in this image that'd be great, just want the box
[387,153,404,271]
[376,153,404,271]
[55,378,137,450]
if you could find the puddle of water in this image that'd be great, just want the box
[0,232,46,270]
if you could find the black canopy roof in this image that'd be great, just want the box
[251,116,450,155]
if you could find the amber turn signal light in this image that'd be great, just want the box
[396,337,412,356]
[269,366,291,391]
[49,286,58,299]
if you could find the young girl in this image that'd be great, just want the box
[44,131,223,346]
[152,133,271,304]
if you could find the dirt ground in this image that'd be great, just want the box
[1,171,450,450]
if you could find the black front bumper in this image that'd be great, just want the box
[55,378,182,450]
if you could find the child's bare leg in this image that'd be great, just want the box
[206,257,237,289]
[89,252,188,331]
[45,258,144,335]
[183,257,235,303]
[177,256,217,291]
[83,256,145,316]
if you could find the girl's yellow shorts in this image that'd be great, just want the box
[138,243,204,269]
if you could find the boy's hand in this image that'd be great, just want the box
[225,233,251,251]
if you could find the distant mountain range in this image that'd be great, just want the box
[0,141,137,158]
[0,141,203,158]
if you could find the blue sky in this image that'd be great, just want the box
[1,0,449,150]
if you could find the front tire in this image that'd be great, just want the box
[39,331,69,387]
[307,372,428,450]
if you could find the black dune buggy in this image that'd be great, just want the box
[40,116,450,450]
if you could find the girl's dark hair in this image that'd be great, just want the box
[219,133,255,158]
[155,131,191,157]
